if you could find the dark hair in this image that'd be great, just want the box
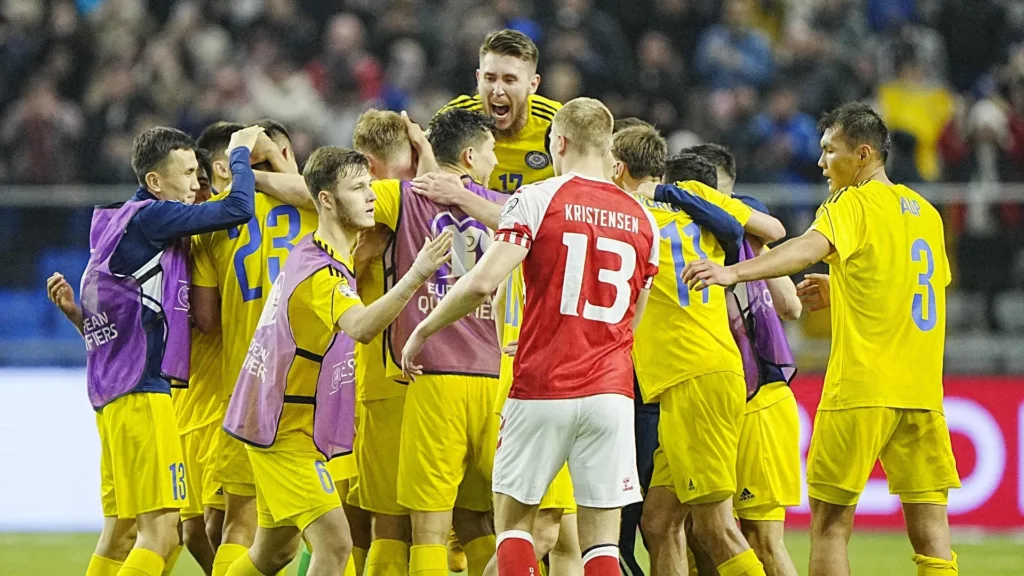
[480,29,539,65]
[818,102,891,161]
[257,118,291,145]
[302,147,370,207]
[613,117,653,133]
[427,108,496,167]
[197,121,245,159]
[611,125,667,180]
[684,143,736,180]
[131,127,197,185]
[663,153,718,189]
[196,148,213,181]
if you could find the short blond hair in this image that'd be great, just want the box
[612,126,667,180]
[352,109,410,162]
[553,97,614,154]
[479,29,539,65]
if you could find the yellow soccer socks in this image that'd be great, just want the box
[213,543,249,576]
[161,545,183,575]
[366,539,410,576]
[117,548,165,576]
[86,554,124,576]
[464,535,496,576]
[224,552,264,576]
[410,544,448,576]
[913,550,959,575]
[716,549,766,576]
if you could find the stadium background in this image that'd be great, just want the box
[0,0,1022,574]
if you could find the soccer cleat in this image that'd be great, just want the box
[448,529,468,573]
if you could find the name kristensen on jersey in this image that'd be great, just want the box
[564,203,641,234]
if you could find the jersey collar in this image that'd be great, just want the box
[312,231,355,272]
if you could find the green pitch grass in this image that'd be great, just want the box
[2,530,1023,575]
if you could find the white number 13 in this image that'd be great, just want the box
[560,232,636,324]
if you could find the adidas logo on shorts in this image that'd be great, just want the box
[739,488,755,502]
[688,479,696,491]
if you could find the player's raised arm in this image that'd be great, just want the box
[410,172,505,229]
[136,126,261,243]
[403,111,439,176]
[338,231,453,344]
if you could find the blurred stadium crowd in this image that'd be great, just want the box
[2,0,1024,186]
[2,0,1024,347]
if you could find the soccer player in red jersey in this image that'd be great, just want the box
[400,97,659,576]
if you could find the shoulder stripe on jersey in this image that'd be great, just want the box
[532,102,558,115]
[451,100,483,111]
[531,98,560,113]
[531,110,554,123]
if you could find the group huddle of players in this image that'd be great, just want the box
[47,28,963,576]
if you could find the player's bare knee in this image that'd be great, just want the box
[411,510,455,545]
[640,497,674,543]
[531,512,562,557]
[740,522,782,562]
[182,517,208,548]
[808,499,854,542]
[550,516,579,558]
[372,513,411,542]
[96,518,136,560]
[204,509,224,549]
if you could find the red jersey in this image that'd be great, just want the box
[495,173,659,400]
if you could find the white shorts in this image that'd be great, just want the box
[493,394,641,509]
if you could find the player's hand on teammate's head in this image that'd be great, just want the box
[796,273,831,311]
[411,172,468,206]
[502,340,518,357]
[228,125,266,156]
[46,272,78,316]
[410,229,454,283]
[402,110,428,149]
[250,131,278,165]
[681,259,737,291]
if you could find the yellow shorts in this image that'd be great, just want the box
[349,395,406,515]
[397,374,498,513]
[211,424,256,497]
[650,372,745,505]
[539,464,576,514]
[734,384,801,521]
[807,407,961,506]
[179,419,225,519]
[96,392,186,519]
[248,444,341,531]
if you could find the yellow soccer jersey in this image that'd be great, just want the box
[174,232,225,432]
[274,233,362,450]
[355,249,407,401]
[495,266,525,414]
[367,179,409,381]
[439,94,561,192]
[632,191,746,403]
[193,188,317,400]
[810,180,949,412]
